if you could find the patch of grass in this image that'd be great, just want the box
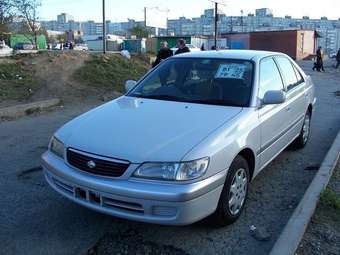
[320,187,340,220]
[73,54,149,93]
[0,63,36,101]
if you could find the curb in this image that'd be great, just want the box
[0,98,61,119]
[270,130,340,255]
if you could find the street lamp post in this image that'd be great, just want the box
[102,0,106,54]
[241,10,244,32]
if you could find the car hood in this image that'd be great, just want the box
[57,96,242,163]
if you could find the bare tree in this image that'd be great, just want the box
[0,0,15,32]
[14,0,41,49]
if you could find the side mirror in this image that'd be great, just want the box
[125,80,137,93]
[262,90,286,105]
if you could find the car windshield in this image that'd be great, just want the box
[128,58,254,107]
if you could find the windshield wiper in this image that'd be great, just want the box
[186,99,243,107]
[132,94,186,102]
[130,95,243,107]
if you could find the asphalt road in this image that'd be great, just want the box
[1,62,339,255]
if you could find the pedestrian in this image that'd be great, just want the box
[152,41,173,68]
[312,59,318,71]
[336,48,340,69]
[175,39,190,55]
[316,46,325,72]
[200,43,205,51]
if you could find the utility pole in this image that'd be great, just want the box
[209,0,226,49]
[214,2,218,48]
[102,0,106,54]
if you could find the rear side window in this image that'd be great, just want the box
[259,58,284,99]
[275,57,302,91]
[292,64,304,85]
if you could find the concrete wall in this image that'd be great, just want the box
[296,30,316,60]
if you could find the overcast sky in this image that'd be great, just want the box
[38,0,340,22]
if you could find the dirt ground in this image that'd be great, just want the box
[0,51,149,108]
[0,52,90,107]
[297,161,340,255]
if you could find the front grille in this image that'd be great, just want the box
[67,148,130,177]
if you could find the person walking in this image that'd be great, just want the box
[316,46,325,72]
[152,41,173,68]
[200,43,205,51]
[336,48,340,69]
[175,39,190,55]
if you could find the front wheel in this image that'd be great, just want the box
[291,110,311,149]
[211,155,250,226]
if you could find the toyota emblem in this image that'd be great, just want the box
[87,160,96,169]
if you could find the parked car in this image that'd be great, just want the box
[14,43,35,50]
[0,41,13,57]
[73,44,88,51]
[171,44,201,54]
[42,50,316,226]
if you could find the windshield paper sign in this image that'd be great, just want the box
[215,64,246,79]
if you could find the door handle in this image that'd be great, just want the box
[286,107,291,112]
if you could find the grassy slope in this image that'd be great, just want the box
[0,62,36,102]
[73,54,149,93]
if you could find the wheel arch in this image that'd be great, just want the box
[237,148,256,181]
[307,104,313,116]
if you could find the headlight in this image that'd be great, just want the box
[49,136,65,159]
[133,157,209,181]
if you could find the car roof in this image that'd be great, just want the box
[172,50,284,61]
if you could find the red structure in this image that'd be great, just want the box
[222,30,319,60]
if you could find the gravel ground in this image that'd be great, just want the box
[0,61,339,255]
[297,161,340,255]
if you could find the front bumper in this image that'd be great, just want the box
[42,151,226,225]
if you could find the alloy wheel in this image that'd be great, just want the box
[228,168,247,215]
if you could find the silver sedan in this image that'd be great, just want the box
[42,50,316,226]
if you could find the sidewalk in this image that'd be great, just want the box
[297,160,340,255]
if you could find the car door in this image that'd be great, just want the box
[274,56,307,142]
[258,57,289,168]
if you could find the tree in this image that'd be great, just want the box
[129,25,149,39]
[0,0,15,33]
[13,0,41,49]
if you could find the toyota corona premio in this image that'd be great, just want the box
[42,50,316,226]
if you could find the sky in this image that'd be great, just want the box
[38,0,340,22]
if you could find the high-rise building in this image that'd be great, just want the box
[255,8,273,17]
[40,8,340,54]
[57,13,74,24]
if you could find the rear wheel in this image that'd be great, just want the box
[211,155,249,226]
[291,110,311,149]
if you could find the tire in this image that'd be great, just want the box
[211,155,250,226]
[291,110,311,149]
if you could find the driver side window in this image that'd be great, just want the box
[259,58,284,99]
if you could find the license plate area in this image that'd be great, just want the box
[89,191,101,205]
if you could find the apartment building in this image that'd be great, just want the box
[41,10,340,54]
